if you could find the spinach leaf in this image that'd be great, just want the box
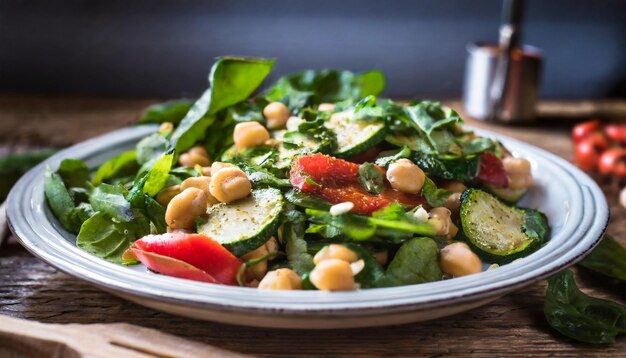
[346,243,398,288]
[238,162,291,188]
[284,189,332,210]
[357,162,384,194]
[264,69,385,111]
[76,212,141,265]
[578,235,626,282]
[403,101,462,150]
[136,132,169,165]
[126,173,149,208]
[44,168,81,232]
[374,146,412,168]
[420,177,451,207]
[89,183,134,222]
[386,237,442,285]
[544,270,626,344]
[142,149,174,196]
[282,209,315,276]
[92,150,139,185]
[138,99,194,125]
[170,57,275,153]
[411,151,480,181]
[143,195,167,234]
[57,158,90,189]
[0,149,56,201]
[461,137,497,155]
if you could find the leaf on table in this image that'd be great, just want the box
[544,270,626,345]
[578,235,626,282]
[0,149,56,201]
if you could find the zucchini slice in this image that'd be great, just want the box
[274,130,326,170]
[197,188,284,256]
[460,188,549,264]
[488,186,528,204]
[325,111,386,157]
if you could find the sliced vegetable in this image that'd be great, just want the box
[127,233,243,285]
[324,111,386,157]
[460,189,549,264]
[197,188,284,256]
[545,270,626,344]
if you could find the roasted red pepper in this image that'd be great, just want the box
[477,152,509,188]
[290,153,426,215]
[124,233,243,285]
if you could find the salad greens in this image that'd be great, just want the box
[578,235,626,282]
[44,56,550,294]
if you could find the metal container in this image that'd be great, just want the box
[463,42,543,123]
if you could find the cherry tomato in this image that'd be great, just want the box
[575,133,608,171]
[572,119,601,143]
[598,148,626,177]
[604,124,626,144]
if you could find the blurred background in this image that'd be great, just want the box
[1,0,625,100]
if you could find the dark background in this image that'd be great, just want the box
[1,0,625,100]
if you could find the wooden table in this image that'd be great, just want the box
[1,95,624,357]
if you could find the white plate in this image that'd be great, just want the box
[7,125,608,329]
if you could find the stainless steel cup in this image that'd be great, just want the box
[463,42,543,123]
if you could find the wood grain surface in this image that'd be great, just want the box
[0,95,624,357]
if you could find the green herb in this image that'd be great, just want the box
[420,177,451,207]
[357,162,384,194]
[345,243,398,288]
[143,196,167,234]
[89,183,134,222]
[282,209,315,276]
[386,237,442,285]
[136,132,169,165]
[76,211,148,265]
[57,158,90,189]
[544,270,626,344]
[374,146,412,168]
[578,235,626,282]
[403,101,462,150]
[284,189,332,210]
[44,168,82,232]
[142,149,174,196]
[92,150,139,185]
[138,99,194,125]
[304,176,322,189]
[411,151,480,181]
[237,162,291,188]
[170,57,275,153]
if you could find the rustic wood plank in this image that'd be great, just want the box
[1,95,625,356]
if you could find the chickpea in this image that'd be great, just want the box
[429,207,458,240]
[263,102,290,129]
[309,259,356,291]
[439,242,483,277]
[258,268,302,290]
[313,244,359,265]
[156,185,181,206]
[444,192,462,213]
[243,244,269,280]
[620,187,626,209]
[503,157,533,190]
[200,166,212,176]
[209,167,252,203]
[265,237,279,258]
[386,159,425,194]
[318,103,336,112]
[210,161,235,175]
[233,122,270,150]
[372,250,388,266]
[443,181,468,193]
[178,146,211,168]
[165,188,208,229]
[180,176,219,205]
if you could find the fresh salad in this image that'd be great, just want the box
[44,56,549,291]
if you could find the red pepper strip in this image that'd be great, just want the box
[290,153,427,215]
[128,233,243,285]
[477,152,509,188]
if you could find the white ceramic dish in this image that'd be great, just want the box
[7,125,609,329]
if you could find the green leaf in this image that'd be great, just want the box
[544,270,626,344]
[0,149,56,201]
[284,189,332,210]
[346,243,398,288]
[136,132,169,165]
[420,177,451,207]
[76,212,139,265]
[143,195,167,234]
[386,237,442,285]
[357,162,384,194]
[306,209,377,241]
[403,101,462,150]
[411,151,480,181]
[44,168,81,232]
[374,146,412,168]
[282,209,315,276]
[89,184,134,222]
[92,150,139,185]
[171,57,275,153]
[57,159,90,189]
[138,99,194,125]
[237,162,291,188]
[143,150,174,196]
[264,69,385,111]
[578,235,626,282]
